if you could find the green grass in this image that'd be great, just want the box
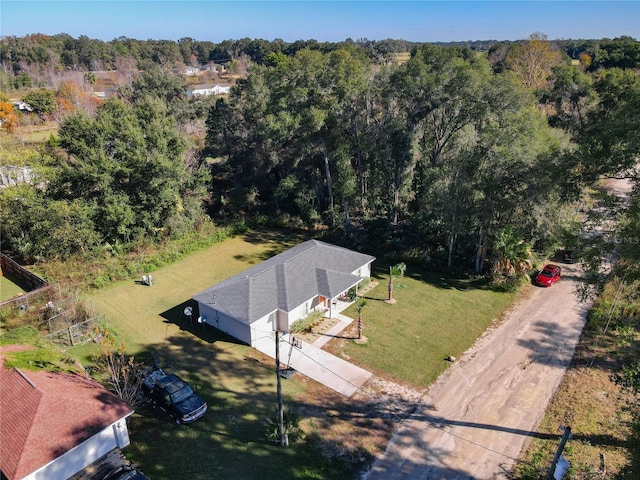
[513,278,640,477]
[341,270,515,387]
[82,230,516,479]
[85,230,357,480]
[0,326,78,372]
[14,122,58,144]
[86,230,304,352]
[1,274,26,302]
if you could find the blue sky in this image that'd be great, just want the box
[2,1,639,43]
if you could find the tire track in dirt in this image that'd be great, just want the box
[363,263,590,479]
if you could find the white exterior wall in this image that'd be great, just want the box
[288,297,318,326]
[189,86,231,97]
[198,303,251,344]
[249,296,319,341]
[353,262,372,279]
[250,311,278,344]
[310,295,325,313]
[24,418,130,480]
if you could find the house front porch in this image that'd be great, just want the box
[327,295,355,318]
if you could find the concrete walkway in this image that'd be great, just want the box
[253,314,372,397]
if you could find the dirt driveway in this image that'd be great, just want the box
[363,262,590,479]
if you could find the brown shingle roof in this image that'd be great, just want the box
[0,346,133,480]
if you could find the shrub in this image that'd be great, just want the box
[616,360,640,393]
[264,407,304,444]
[90,334,146,409]
[290,311,324,334]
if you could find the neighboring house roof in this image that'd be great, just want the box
[0,345,133,480]
[187,84,231,96]
[12,101,33,112]
[193,239,375,324]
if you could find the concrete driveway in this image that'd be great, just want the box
[253,314,372,397]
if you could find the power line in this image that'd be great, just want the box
[589,272,627,367]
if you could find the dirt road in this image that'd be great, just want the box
[363,262,590,479]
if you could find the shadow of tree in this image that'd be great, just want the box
[371,261,498,293]
[233,229,309,265]
[125,302,385,479]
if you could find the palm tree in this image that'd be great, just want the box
[356,299,368,339]
[387,262,406,303]
[492,228,533,278]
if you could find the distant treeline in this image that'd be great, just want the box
[1,33,639,75]
[0,34,638,284]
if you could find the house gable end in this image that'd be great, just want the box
[194,277,252,324]
[315,268,362,299]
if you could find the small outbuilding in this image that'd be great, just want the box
[192,239,375,346]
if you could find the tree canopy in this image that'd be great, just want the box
[1,34,639,279]
[0,95,207,261]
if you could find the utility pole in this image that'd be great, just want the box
[275,330,289,446]
[547,426,571,479]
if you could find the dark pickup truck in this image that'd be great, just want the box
[139,366,207,424]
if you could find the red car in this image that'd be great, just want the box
[535,264,561,287]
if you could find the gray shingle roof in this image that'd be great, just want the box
[193,240,375,324]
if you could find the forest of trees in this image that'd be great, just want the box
[1,32,639,82]
[1,32,638,479]
[0,33,639,286]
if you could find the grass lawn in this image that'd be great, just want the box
[13,122,58,144]
[339,271,515,387]
[85,230,516,479]
[85,230,358,480]
[85,230,303,353]
[1,274,26,302]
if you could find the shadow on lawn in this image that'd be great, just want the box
[159,299,245,346]
[233,229,308,265]
[372,264,496,292]
[129,309,377,480]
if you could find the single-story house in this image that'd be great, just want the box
[186,84,231,97]
[193,239,375,347]
[181,66,199,76]
[0,346,134,480]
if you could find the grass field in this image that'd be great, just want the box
[0,274,26,302]
[338,271,514,387]
[395,52,411,64]
[85,230,303,353]
[84,230,516,479]
[13,122,59,144]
